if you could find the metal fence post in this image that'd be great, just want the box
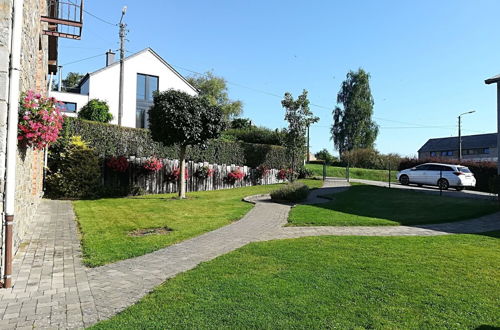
[322,160,326,181]
[388,162,391,188]
[440,169,442,196]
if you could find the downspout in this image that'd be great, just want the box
[3,0,24,289]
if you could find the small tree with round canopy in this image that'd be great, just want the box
[148,90,225,198]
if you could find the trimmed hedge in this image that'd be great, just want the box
[270,182,310,203]
[398,157,497,193]
[60,117,288,168]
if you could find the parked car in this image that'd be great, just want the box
[397,163,476,191]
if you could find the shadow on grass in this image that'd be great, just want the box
[297,185,500,226]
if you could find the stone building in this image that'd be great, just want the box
[0,0,83,287]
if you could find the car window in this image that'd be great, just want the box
[458,167,471,173]
[415,165,429,171]
[427,165,443,171]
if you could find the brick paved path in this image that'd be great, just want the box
[1,179,499,329]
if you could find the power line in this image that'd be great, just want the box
[62,52,104,66]
[83,9,117,27]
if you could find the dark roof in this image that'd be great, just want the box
[485,74,500,84]
[418,133,497,152]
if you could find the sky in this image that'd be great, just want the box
[57,0,500,157]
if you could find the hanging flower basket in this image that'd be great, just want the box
[255,165,270,180]
[194,166,214,180]
[17,91,64,150]
[106,156,129,173]
[165,167,189,182]
[277,168,289,180]
[226,169,245,184]
[143,157,163,172]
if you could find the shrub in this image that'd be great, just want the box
[398,157,497,193]
[45,136,101,198]
[223,126,285,145]
[297,166,314,179]
[255,165,270,180]
[342,148,401,170]
[18,90,64,150]
[78,99,113,123]
[270,182,309,203]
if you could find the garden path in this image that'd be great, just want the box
[0,179,499,329]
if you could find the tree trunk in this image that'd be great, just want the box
[179,145,187,199]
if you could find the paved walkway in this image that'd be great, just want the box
[1,179,499,329]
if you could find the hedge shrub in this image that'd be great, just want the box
[45,136,101,198]
[398,157,497,193]
[222,127,285,146]
[270,182,310,203]
[60,117,289,168]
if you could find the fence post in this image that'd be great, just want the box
[388,162,391,188]
[322,160,326,181]
[346,161,350,183]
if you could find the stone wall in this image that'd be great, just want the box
[0,0,49,278]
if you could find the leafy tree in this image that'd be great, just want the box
[148,90,225,198]
[52,72,84,91]
[230,118,253,129]
[78,99,113,123]
[331,69,379,156]
[187,71,243,121]
[314,148,335,164]
[281,90,319,181]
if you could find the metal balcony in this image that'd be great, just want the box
[41,0,84,40]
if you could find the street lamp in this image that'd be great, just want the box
[458,110,475,161]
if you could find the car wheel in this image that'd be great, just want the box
[455,187,464,191]
[399,175,410,185]
[438,178,449,190]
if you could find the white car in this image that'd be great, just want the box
[397,163,476,191]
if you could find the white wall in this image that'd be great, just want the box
[89,50,197,128]
[49,91,89,117]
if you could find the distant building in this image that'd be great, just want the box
[50,48,198,128]
[418,133,497,162]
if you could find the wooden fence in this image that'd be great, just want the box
[103,156,285,194]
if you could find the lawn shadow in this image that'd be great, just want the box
[297,184,500,226]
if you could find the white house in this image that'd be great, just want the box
[50,48,198,128]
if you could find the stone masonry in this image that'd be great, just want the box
[0,0,48,281]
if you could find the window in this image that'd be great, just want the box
[483,148,490,154]
[61,102,77,112]
[430,151,436,157]
[136,73,159,102]
[415,165,430,171]
[136,74,158,128]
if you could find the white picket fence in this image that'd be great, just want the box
[104,156,286,194]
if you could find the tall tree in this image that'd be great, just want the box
[148,90,225,198]
[187,71,243,121]
[52,72,84,91]
[331,69,379,156]
[281,90,319,181]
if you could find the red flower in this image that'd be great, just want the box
[106,156,129,172]
[143,157,163,172]
[226,169,245,184]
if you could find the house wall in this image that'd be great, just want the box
[0,0,48,277]
[88,50,197,128]
[418,149,498,162]
[50,90,89,117]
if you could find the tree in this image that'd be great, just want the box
[314,148,335,164]
[230,118,253,129]
[331,69,379,156]
[281,90,319,181]
[148,90,225,198]
[187,71,243,121]
[52,72,84,91]
[78,99,113,123]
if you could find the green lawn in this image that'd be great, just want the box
[73,179,322,267]
[289,184,499,226]
[306,163,397,182]
[92,233,500,329]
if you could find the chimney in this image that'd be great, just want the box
[106,49,115,66]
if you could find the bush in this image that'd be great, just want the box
[314,149,337,164]
[270,182,310,203]
[342,148,401,170]
[78,99,113,123]
[398,157,497,193]
[60,117,289,168]
[297,166,314,179]
[45,136,101,198]
[222,127,285,145]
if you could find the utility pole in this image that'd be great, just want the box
[457,110,475,161]
[118,6,127,126]
[58,65,63,91]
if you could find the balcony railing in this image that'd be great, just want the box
[41,0,84,40]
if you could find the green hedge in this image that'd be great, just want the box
[60,117,288,168]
